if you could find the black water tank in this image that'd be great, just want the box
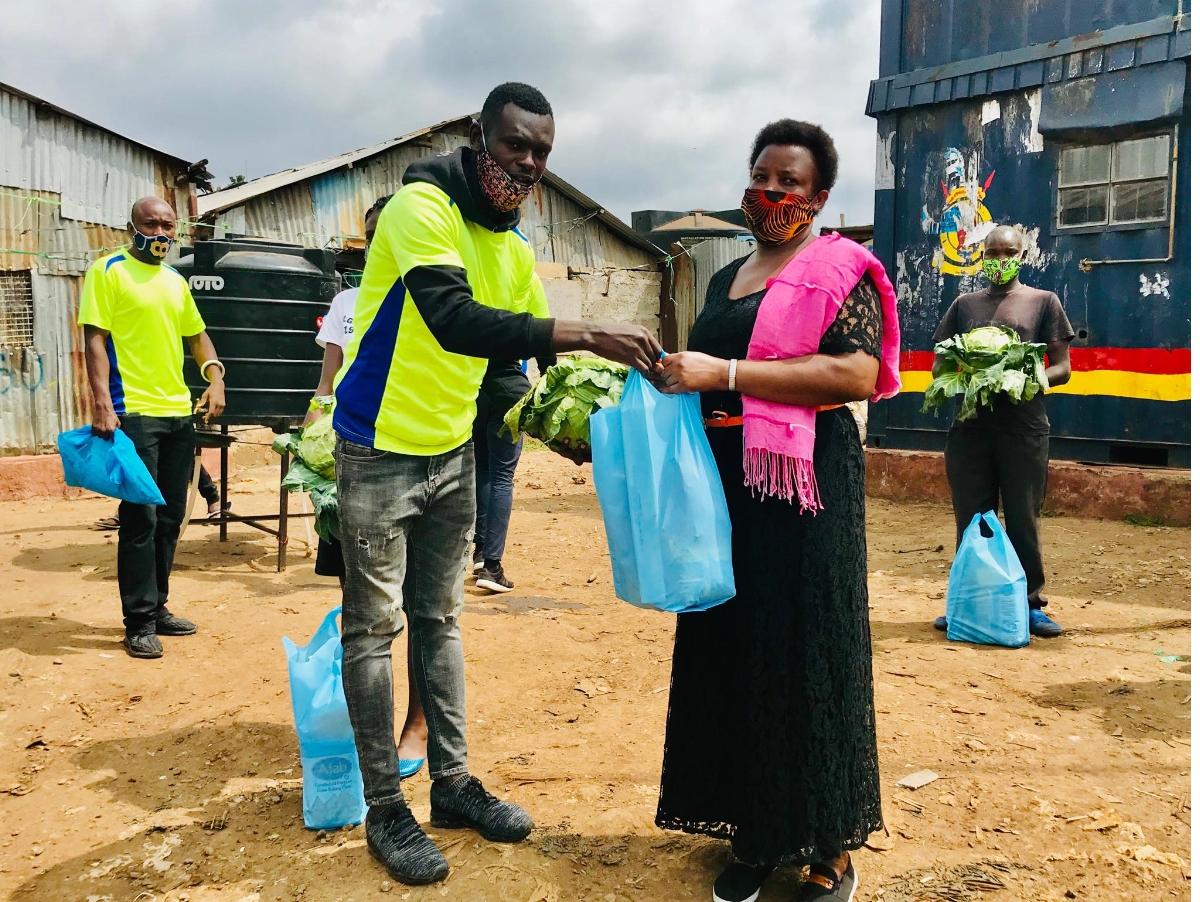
[175,239,338,426]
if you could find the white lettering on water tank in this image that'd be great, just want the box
[189,275,225,291]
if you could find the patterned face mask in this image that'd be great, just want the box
[982,256,1021,285]
[741,188,818,245]
[475,135,536,213]
[132,227,173,258]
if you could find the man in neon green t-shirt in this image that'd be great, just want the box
[332,83,661,886]
[78,196,225,660]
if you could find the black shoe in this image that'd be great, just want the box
[471,547,485,573]
[123,633,163,659]
[475,563,514,594]
[430,774,533,842]
[365,801,450,885]
[155,612,197,636]
[797,860,858,900]
[933,615,948,632]
[713,860,776,902]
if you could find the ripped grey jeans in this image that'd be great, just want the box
[335,437,474,806]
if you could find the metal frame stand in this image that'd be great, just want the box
[187,423,313,572]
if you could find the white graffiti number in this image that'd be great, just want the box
[189,275,225,292]
[1138,273,1170,300]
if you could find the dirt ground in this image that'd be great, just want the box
[0,449,1190,901]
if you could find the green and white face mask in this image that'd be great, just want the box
[982,256,1021,285]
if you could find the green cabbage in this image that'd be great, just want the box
[274,399,339,542]
[922,325,1048,422]
[503,356,628,453]
[297,407,336,479]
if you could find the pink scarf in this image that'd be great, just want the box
[742,233,901,512]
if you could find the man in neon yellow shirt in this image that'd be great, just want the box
[332,83,660,885]
[79,196,225,660]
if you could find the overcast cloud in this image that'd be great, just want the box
[2,0,883,228]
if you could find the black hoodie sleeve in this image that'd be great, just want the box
[403,265,556,360]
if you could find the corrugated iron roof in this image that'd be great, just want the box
[0,80,191,166]
[198,114,667,261]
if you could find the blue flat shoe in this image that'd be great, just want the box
[398,757,425,780]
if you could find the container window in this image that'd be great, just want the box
[1057,133,1172,230]
[0,271,34,349]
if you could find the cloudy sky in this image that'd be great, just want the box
[2,0,884,228]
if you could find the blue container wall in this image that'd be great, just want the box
[894,0,1189,72]
[871,76,1190,464]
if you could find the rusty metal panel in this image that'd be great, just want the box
[0,272,86,454]
[0,86,190,229]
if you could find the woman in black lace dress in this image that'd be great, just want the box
[655,121,886,902]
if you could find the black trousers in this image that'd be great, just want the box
[944,426,1049,609]
[196,464,219,505]
[117,415,196,635]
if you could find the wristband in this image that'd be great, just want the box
[309,394,334,412]
[200,359,225,382]
[727,358,738,392]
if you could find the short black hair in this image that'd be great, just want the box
[749,119,839,194]
[480,82,553,133]
[365,194,392,224]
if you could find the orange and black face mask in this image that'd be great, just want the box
[741,188,817,245]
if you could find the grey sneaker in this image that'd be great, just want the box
[123,633,163,659]
[430,775,533,842]
[155,612,197,636]
[475,563,514,594]
[365,801,449,885]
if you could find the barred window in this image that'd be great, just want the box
[1058,134,1172,230]
[0,271,34,349]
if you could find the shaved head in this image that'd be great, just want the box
[130,195,174,226]
[985,224,1023,253]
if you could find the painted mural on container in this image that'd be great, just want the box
[920,148,995,276]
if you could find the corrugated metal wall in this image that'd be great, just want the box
[217,125,660,272]
[665,237,754,351]
[0,85,193,454]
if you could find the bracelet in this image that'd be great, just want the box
[200,359,225,382]
[309,394,334,412]
[727,358,738,392]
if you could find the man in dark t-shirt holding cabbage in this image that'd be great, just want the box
[932,225,1074,638]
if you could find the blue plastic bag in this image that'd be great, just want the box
[57,426,165,505]
[590,369,735,613]
[945,511,1030,648]
[282,607,368,829]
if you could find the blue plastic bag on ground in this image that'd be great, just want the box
[282,606,368,829]
[57,425,165,505]
[590,369,735,613]
[945,511,1030,648]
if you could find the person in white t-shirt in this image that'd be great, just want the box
[305,196,429,780]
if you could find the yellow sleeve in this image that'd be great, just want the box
[525,271,550,319]
[77,258,113,329]
[180,282,206,337]
[384,183,466,277]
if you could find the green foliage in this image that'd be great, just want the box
[922,326,1049,423]
[503,356,628,453]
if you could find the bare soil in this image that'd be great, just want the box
[0,450,1190,901]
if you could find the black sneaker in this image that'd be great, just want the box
[475,563,514,594]
[365,801,450,885]
[713,860,776,902]
[123,633,163,659]
[471,548,485,573]
[155,612,197,636]
[430,774,533,842]
[797,860,858,900]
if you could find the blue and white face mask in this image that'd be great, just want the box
[131,228,173,259]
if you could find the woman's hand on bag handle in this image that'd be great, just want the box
[659,352,727,394]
